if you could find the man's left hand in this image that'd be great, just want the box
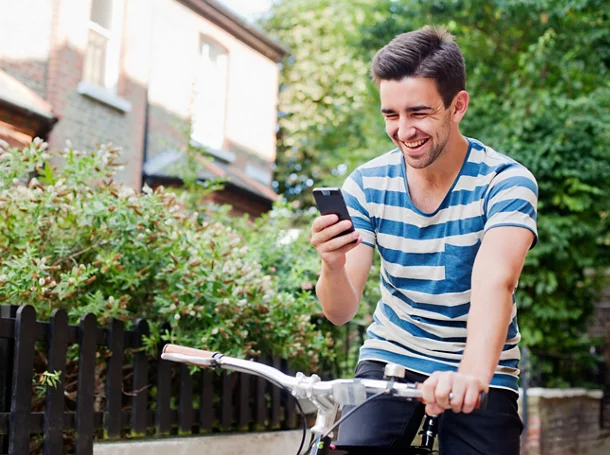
[420,371,487,416]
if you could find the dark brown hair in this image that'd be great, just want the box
[371,25,466,108]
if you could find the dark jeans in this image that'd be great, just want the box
[334,361,523,455]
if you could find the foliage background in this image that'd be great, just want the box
[1,0,608,388]
[0,139,331,372]
[263,0,610,373]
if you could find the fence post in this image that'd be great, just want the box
[0,305,17,454]
[199,368,214,433]
[10,305,37,455]
[105,318,125,440]
[131,319,149,437]
[75,313,98,455]
[220,372,233,430]
[270,357,282,430]
[254,357,268,431]
[155,322,172,436]
[178,363,193,434]
[44,309,69,455]
[284,361,297,430]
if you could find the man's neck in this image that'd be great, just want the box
[408,133,469,188]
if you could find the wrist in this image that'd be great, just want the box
[457,363,492,388]
[321,260,346,275]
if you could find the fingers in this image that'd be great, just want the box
[425,402,445,416]
[461,384,482,414]
[421,371,485,416]
[434,372,453,410]
[311,216,360,252]
[448,375,466,413]
[421,372,442,416]
[311,214,340,234]
[311,217,353,243]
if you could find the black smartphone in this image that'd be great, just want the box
[312,187,355,239]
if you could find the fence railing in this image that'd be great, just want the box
[0,305,299,455]
[526,349,606,389]
[2,304,608,454]
[523,347,609,429]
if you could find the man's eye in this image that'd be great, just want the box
[384,115,398,120]
[413,113,427,118]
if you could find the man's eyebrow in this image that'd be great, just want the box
[406,105,433,112]
[380,105,433,114]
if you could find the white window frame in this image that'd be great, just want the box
[83,0,124,93]
[191,37,229,153]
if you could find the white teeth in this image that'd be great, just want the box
[404,139,427,148]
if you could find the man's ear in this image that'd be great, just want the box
[452,90,469,122]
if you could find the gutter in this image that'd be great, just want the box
[142,172,275,209]
[177,0,290,62]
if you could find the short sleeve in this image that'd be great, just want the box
[484,165,539,248]
[341,170,376,248]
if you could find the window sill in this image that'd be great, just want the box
[77,81,131,113]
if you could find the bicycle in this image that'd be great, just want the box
[161,344,488,455]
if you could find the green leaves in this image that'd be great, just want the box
[0,140,331,371]
[266,0,610,371]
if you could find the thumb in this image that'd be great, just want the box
[425,403,445,416]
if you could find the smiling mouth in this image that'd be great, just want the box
[402,137,430,149]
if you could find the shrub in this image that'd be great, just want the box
[0,139,331,371]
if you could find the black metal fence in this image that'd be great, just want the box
[2,304,609,454]
[526,349,606,389]
[0,305,299,455]
[523,347,609,429]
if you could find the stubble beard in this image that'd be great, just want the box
[401,118,452,170]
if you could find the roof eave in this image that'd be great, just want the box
[177,0,289,62]
[0,97,58,138]
[142,172,277,207]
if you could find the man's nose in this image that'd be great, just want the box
[396,117,416,142]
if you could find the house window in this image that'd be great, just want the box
[83,0,124,92]
[191,38,228,151]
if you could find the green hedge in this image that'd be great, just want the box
[0,139,333,372]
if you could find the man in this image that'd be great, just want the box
[310,25,538,455]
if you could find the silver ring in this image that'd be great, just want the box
[448,392,454,402]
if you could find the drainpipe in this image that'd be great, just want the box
[141,94,150,190]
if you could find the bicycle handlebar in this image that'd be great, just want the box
[161,344,488,454]
[161,344,488,408]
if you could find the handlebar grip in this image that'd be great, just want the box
[162,343,217,359]
[417,383,489,410]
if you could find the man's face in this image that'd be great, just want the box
[379,77,453,169]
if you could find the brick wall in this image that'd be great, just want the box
[146,103,190,161]
[0,0,53,99]
[0,60,48,100]
[0,0,279,214]
[43,0,151,189]
[522,389,607,455]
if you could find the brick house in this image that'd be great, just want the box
[0,0,287,216]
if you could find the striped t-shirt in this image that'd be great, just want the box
[342,137,538,393]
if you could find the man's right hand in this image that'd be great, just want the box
[310,214,362,270]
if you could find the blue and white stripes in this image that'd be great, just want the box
[342,138,538,392]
